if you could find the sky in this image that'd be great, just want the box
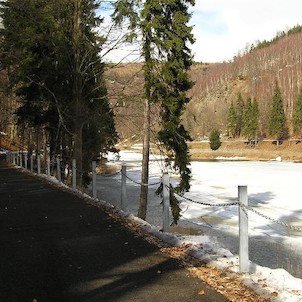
[102,0,302,63]
[191,0,302,62]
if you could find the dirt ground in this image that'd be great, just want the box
[189,139,302,162]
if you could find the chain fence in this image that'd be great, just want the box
[240,203,302,233]
[121,170,162,187]
[173,190,239,207]
[171,184,302,233]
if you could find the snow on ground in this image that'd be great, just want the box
[105,150,302,302]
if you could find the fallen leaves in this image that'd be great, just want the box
[159,244,269,302]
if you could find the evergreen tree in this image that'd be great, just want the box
[209,129,221,150]
[236,92,245,136]
[242,97,259,142]
[0,0,117,185]
[292,88,302,138]
[227,101,237,138]
[268,82,287,145]
[113,0,195,222]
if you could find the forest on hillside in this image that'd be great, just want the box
[2,5,302,147]
[185,27,302,139]
[100,26,302,142]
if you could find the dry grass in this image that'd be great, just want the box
[189,140,302,162]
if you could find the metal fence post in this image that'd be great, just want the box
[92,161,97,199]
[72,159,76,190]
[162,173,170,233]
[238,185,249,273]
[56,157,61,182]
[121,163,127,210]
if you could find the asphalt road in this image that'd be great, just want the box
[0,164,229,302]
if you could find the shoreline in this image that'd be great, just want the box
[189,140,302,163]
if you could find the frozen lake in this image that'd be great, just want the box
[97,151,302,278]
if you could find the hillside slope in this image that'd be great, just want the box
[105,29,302,142]
[185,30,302,138]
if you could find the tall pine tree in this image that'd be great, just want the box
[227,101,237,138]
[268,82,287,145]
[242,97,259,143]
[0,0,117,185]
[236,92,245,137]
[113,0,195,222]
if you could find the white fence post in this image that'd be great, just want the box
[19,153,23,167]
[72,159,76,190]
[56,157,61,182]
[92,161,97,199]
[37,154,41,174]
[162,173,170,233]
[238,185,249,273]
[121,163,127,210]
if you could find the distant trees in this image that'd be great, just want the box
[227,94,260,142]
[225,83,302,144]
[248,24,302,53]
[268,82,288,145]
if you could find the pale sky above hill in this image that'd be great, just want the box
[101,1,302,63]
[192,0,302,62]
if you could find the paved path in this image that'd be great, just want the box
[0,165,229,302]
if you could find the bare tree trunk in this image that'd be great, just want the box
[137,9,152,220]
[72,0,84,187]
[137,98,150,219]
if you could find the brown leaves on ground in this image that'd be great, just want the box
[160,245,269,302]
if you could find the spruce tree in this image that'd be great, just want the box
[292,88,302,138]
[236,93,245,136]
[113,0,195,222]
[0,0,117,185]
[268,82,287,145]
[243,97,259,142]
[227,101,237,138]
